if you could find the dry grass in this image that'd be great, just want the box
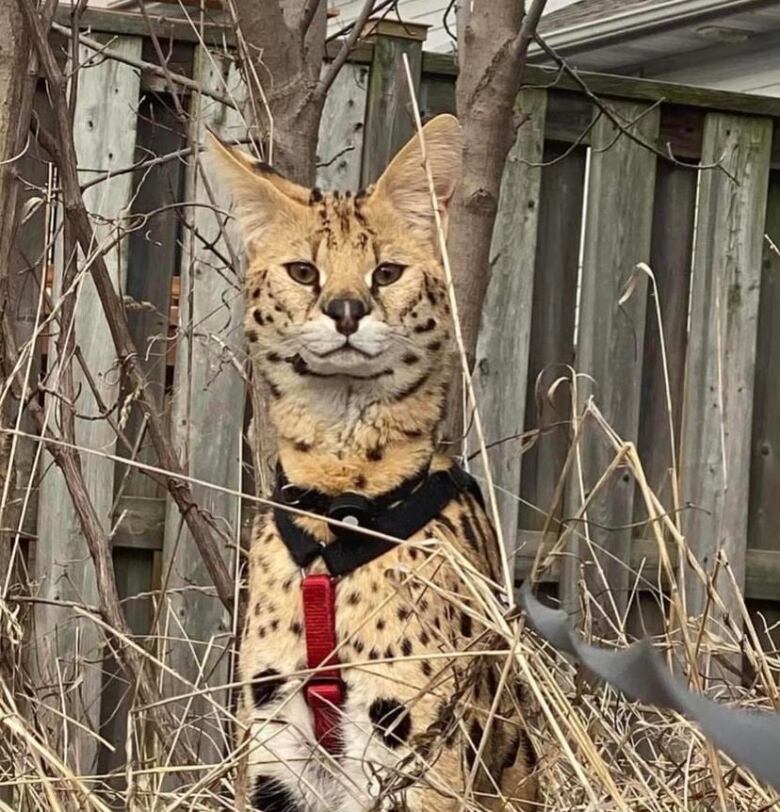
[0,22,778,812]
[3,401,780,811]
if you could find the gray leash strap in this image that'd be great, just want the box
[519,582,780,792]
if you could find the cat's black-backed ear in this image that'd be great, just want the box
[372,114,462,234]
[206,132,309,241]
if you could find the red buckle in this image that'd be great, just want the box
[306,678,344,754]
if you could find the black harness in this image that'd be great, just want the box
[272,462,485,576]
[270,461,485,755]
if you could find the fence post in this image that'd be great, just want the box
[34,35,142,777]
[361,19,427,185]
[680,113,772,631]
[560,100,660,632]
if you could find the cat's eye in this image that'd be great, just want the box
[372,262,406,287]
[285,261,319,286]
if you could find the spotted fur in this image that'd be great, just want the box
[210,116,537,812]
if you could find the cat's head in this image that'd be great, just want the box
[209,115,461,397]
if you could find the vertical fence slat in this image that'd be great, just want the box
[361,25,424,185]
[749,168,780,555]
[99,89,189,779]
[419,73,456,118]
[34,36,141,775]
[517,142,585,544]
[747,165,780,654]
[637,158,697,512]
[561,100,660,626]
[748,167,780,651]
[317,61,368,190]
[121,95,188,502]
[161,47,244,759]
[628,154,698,639]
[680,113,773,624]
[7,85,53,548]
[472,89,547,569]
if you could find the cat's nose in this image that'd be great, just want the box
[323,297,371,336]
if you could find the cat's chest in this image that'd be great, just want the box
[246,523,456,671]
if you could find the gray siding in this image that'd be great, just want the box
[646,43,780,96]
[329,0,581,53]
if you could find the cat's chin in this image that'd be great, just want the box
[297,347,394,380]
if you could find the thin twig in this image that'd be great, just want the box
[51,22,238,109]
[534,32,738,181]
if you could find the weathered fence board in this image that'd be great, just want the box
[749,170,780,556]
[517,142,586,541]
[35,35,142,776]
[100,90,190,777]
[160,47,245,760]
[6,85,54,548]
[120,95,188,505]
[680,113,773,625]
[473,88,547,564]
[420,73,456,119]
[747,170,780,655]
[317,61,369,190]
[361,23,424,185]
[561,100,660,627]
[425,51,780,118]
[636,160,697,515]
[628,159,698,639]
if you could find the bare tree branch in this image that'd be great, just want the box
[229,0,326,183]
[325,0,395,42]
[300,0,324,35]
[514,0,547,60]
[317,0,376,102]
[456,0,470,64]
[52,22,238,109]
[534,33,737,179]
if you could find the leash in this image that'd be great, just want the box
[520,581,780,792]
[272,462,484,755]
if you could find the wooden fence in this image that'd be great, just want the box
[6,6,780,780]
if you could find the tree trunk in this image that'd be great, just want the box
[445,0,546,442]
[451,4,524,360]
[231,0,329,185]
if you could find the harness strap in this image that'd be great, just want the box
[277,463,484,756]
[277,463,429,517]
[301,574,343,755]
[273,464,482,577]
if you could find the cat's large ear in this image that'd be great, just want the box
[372,114,462,234]
[207,133,309,243]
